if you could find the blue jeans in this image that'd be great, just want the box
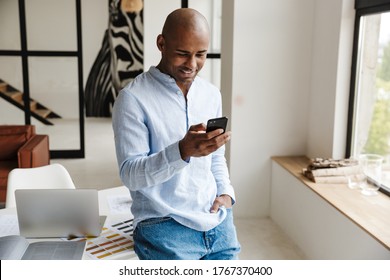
[133,209,241,260]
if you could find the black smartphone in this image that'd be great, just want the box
[206,117,228,133]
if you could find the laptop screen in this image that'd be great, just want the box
[15,189,102,238]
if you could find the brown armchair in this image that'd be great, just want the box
[0,125,50,204]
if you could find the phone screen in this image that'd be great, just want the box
[206,117,228,133]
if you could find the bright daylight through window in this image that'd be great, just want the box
[350,10,390,193]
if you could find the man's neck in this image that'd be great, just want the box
[177,81,193,97]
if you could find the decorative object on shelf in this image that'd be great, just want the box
[302,157,364,184]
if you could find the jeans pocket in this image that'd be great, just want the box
[137,216,172,228]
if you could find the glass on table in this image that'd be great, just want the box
[346,174,364,190]
[344,157,364,189]
[358,154,383,196]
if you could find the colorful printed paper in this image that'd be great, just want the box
[82,219,137,260]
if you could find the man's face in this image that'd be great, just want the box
[157,27,209,90]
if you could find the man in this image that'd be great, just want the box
[112,8,240,260]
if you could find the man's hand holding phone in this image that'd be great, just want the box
[179,117,230,161]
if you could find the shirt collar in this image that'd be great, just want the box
[149,66,198,94]
[149,66,176,85]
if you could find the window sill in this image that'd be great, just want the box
[271,156,390,250]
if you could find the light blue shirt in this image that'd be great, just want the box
[112,66,235,231]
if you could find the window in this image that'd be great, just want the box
[0,0,85,158]
[348,0,390,193]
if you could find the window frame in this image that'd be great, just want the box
[0,0,85,159]
[347,0,390,195]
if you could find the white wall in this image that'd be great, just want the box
[307,0,355,159]
[224,0,315,218]
[143,0,180,69]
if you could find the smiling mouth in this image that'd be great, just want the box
[180,68,197,77]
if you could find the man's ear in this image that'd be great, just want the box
[156,34,165,51]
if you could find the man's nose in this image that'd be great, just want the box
[185,55,196,69]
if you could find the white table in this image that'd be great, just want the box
[0,186,137,260]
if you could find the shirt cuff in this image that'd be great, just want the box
[165,141,189,169]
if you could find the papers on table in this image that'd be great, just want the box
[107,195,132,214]
[70,219,136,260]
[0,215,19,237]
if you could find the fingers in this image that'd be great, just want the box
[210,195,232,213]
[179,127,231,160]
[206,128,225,138]
[210,199,226,213]
[210,201,221,213]
[195,131,230,155]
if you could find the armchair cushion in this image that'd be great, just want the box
[0,125,49,204]
[18,134,50,167]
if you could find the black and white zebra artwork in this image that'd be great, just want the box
[85,0,144,117]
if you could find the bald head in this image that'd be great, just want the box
[162,8,210,40]
[156,8,210,94]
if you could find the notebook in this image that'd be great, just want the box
[15,189,104,238]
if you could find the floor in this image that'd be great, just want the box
[50,118,305,260]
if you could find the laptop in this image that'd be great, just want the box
[15,189,105,238]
